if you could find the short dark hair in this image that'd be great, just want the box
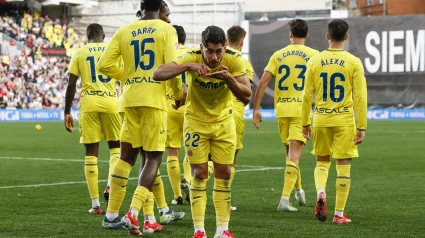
[201,26,226,47]
[289,19,308,38]
[136,0,166,18]
[143,0,162,12]
[86,23,103,39]
[227,26,246,45]
[328,19,349,41]
[173,25,186,45]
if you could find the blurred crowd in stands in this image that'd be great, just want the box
[0,2,84,109]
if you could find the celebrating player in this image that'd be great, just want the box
[253,19,318,212]
[64,23,121,215]
[301,19,367,224]
[97,0,183,235]
[153,25,251,238]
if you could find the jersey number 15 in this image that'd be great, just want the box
[130,38,155,71]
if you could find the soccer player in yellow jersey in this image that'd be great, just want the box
[165,24,190,205]
[301,19,367,224]
[226,26,254,211]
[253,19,319,212]
[97,0,183,235]
[153,26,251,238]
[64,24,121,215]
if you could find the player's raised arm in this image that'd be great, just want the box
[301,60,315,138]
[153,62,210,81]
[98,31,124,81]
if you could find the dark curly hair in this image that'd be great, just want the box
[201,26,226,47]
[136,0,167,18]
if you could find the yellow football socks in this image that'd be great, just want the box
[213,178,231,227]
[152,170,167,209]
[191,178,207,228]
[335,164,351,212]
[143,192,155,217]
[314,161,331,192]
[84,156,99,200]
[108,148,120,182]
[130,186,150,213]
[167,156,182,199]
[107,159,132,213]
[183,156,192,182]
[282,160,299,197]
[294,168,302,190]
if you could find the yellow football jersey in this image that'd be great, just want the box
[174,47,246,123]
[226,47,254,112]
[166,45,192,104]
[98,19,182,110]
[68,42,118,113]
[265,44,319,118]
[302,48,368,130]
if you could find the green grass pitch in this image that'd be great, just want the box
[0,121,424,237]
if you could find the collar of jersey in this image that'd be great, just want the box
[327,48,344,51]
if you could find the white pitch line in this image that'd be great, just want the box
[0,156,268,168]
[0,167,284,189]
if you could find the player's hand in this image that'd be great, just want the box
[355,129,366,145]
[205,65,231,80]
[302,126,312,140]
[172,83,188,110]
[253,109,262,129]
[64,113,74,133]
[188,63,210,76]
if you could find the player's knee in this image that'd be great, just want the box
[214,165,232,180]
[192,165,208,179]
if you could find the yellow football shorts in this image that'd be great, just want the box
[312,126,359,159]
[124,106,167,152]
[79,112,121,144]
[120,116,130,143]
[166,104,184,148]
[277,117,306,145]
[184,118,236,165]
